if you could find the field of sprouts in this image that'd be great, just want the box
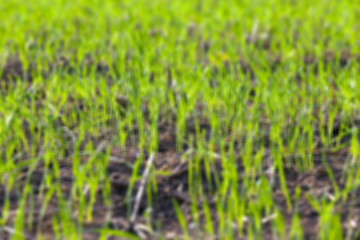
[1,0,360,239]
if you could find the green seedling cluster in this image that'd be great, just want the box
[1,0,360,239]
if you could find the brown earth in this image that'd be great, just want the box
[1,51,360,239]
[1,116,360,239]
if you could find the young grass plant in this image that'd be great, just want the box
[1,0,360,239]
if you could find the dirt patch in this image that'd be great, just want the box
[1,48,357,87]
[1,50,360,239]
[1,121,360,240]
[0,55,112,92]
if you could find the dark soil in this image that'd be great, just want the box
[1,48,358,83]
[1,52,360,240]
[1,119,360,240]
